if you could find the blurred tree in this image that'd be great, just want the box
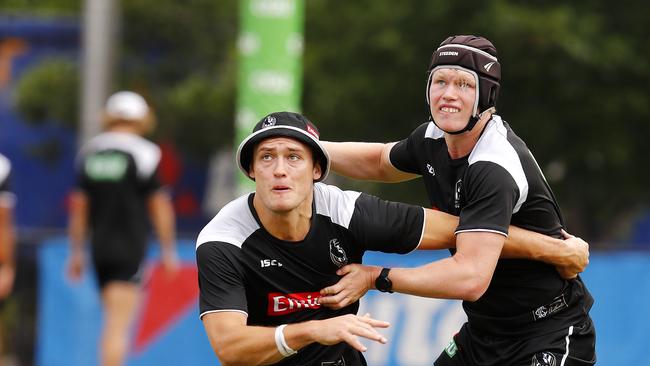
[0,0,79,14]
[303,0,650,243]
[14,59,78,128]
[120,0,238,158]
[8,0,238,159]
[480,1,650,244]
[4,0,649,242]
[158,72,236,157]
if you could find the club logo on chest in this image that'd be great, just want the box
[454,179,462,209]
[329,238,348,267]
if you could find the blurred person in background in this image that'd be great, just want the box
[321,35,596,365]
[0,153,16,358]
[67,91,179,366]
[197,112,589,366]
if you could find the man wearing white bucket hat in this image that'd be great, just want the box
[67,91,178,366]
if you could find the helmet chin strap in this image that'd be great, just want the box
[431,107,496,135]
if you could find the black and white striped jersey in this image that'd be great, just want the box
[0,154,15,208]
[390,115,593,333]
[75,131,162,264]
[196,182,424,365]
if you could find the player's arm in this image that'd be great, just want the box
[0,203,15,299]
[503,227,588,279]
[67,190,88,281]
[321,141,417,182]
[390,231,503,300]
[202,311,389,366]
[320,213,587,308]
[420,209,588,277]
[320,231,504,308]
[148,189,179,273]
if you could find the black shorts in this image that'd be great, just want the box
[91,240,146,289]
[434,318,596,366]
[92,257,144,289]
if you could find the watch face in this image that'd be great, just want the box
[378,279,390,291]
[376,268,392,292]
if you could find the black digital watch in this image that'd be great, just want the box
[375,267,393,293]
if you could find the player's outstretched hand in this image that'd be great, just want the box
[161,250,180,277]
[556,229,589,279]
[314,313,389,352]
[319,264,377,309]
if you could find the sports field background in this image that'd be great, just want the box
[35,239,650,366]
[2,3,650,365]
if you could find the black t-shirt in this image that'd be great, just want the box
[196,183,425,365]
[390,115,593,334]
[75,132,162,264]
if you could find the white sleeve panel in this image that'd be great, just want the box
[196,193,260,249]
[313,183,362,229]
[0,155,16,208]
[0,155,9,184]
[469,116,528,213]
[81,132,162,180]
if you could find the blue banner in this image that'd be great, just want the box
[36,238,214,366]
[37,238,650,365]
[0,17,79,229]
[0,17,209,232]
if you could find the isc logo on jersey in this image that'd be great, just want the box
[268,292,322,315]
[260,259,283,267]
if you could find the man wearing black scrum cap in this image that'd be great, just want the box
[197,111,591,365]
[321,35,597,365]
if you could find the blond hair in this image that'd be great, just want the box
[102,108,156,135]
